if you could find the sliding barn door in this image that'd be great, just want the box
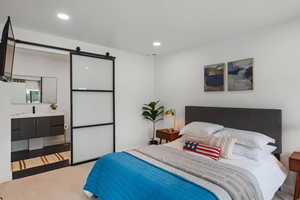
[70,52,115,165]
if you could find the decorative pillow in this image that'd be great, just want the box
[185,135,237,159]
[183,141,221,160]
[180,121,224,137]
[233,144,276,161]
[214,128,275,149]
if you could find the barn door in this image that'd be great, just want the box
[70,52,115,165]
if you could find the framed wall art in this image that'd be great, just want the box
[204,63,225,92]
[227,58,253,91]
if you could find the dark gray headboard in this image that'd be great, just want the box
[185,106,282,157]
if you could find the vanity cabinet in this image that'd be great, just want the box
[50,116,64,136]
[11,116,64,141]
[11,118,35,141]
[36,117,51,138]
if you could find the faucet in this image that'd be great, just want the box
[33,106,36,114]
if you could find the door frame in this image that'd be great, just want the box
[70,51,116,165]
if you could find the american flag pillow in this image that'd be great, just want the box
[183,141,221,160]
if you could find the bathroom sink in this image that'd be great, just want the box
[10,112,64,119]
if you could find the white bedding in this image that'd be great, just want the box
[164,139,288,200]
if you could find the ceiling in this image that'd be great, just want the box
[1,0,300,55]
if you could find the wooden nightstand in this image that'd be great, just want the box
[156,129,180,144]
[290,152,300,200]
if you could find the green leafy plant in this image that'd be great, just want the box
[50,104,58,110]
[142,101,164,144]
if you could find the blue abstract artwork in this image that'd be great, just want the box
[228,58,253,91]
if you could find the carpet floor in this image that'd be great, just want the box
[0,161,294,200]
[0,162,94,200]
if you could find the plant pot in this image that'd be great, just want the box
[149,140,158,145]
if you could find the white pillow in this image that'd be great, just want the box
[233,144,276,161]
[214,128,275,149]
[263,144,277,154]
[180,121,224,137]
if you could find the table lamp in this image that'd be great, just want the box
[165,109,176,130]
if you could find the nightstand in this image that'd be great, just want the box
[156,129,180,144]
[290,152,300,200]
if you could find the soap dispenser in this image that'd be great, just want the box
[32,106,36,114]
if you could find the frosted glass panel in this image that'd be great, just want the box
[73,125,113,163]
[73,92,113,126]
[71,54,114,165]
[72,55,113,90]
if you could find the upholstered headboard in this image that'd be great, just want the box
[185,106,282,158]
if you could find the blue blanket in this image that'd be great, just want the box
[84,152,218,200]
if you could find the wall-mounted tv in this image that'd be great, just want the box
[0,16,16,82]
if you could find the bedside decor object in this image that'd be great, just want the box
[156,129,180,144]
[50,104,57,110]
[183,141,221,160]
[165,109,176,130]
[142,101,164,145]
[289,152,300,200]
[204,63,225,91]
[228,58,253,91]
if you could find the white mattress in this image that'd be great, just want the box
[164,139,288,200]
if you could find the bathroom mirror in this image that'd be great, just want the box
[11,75,57,104]
[41,77,57,104]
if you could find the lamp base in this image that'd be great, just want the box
[149,140,158,145]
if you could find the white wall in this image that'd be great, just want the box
[0,26,154,183]
[154,19,300,192]
[0,83,12,183]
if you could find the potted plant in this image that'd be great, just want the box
[142,101,164,145]
[50,104,58,110]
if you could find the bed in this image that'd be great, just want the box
[83,106,288,200]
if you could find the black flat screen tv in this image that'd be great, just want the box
[0,17,16,82]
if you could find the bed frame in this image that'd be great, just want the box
[185,106,282,159]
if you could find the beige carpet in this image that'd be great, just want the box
[0,161,293,200]
[0,162,94,200]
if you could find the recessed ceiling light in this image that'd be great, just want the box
[152,41,161,47]
[57,13,70,20]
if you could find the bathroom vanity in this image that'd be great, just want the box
[10,112,69,179]
[11,113,64,141]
